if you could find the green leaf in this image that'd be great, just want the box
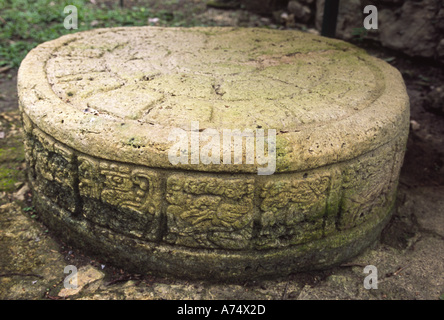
[383,57,396,63]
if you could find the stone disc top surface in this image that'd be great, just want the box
[18,27,409,173]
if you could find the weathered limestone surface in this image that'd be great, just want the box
[17,27,410,280]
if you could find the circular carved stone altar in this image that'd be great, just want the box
[18,27,410,281]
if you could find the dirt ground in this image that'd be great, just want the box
[0,3,443,301]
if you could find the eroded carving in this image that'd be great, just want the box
[31,128,77,212]
[78,156,162,239]
[257,173,332,249]
[165,174,255,249]
[338,141,400,230]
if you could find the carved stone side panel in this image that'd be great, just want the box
[23,135,35,181]
[165,174,255,249]
[256,172,333,249]
[390,135,408,190]
[31,128,77,213]
[78,155,102,199]
[338,140,400,230]
[78,155,162,240]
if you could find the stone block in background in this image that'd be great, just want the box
[314,0,444,63]
[288,0,312,23]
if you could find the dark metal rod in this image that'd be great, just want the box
[321,0,340,38]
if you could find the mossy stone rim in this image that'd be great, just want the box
[18,26,409,173]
